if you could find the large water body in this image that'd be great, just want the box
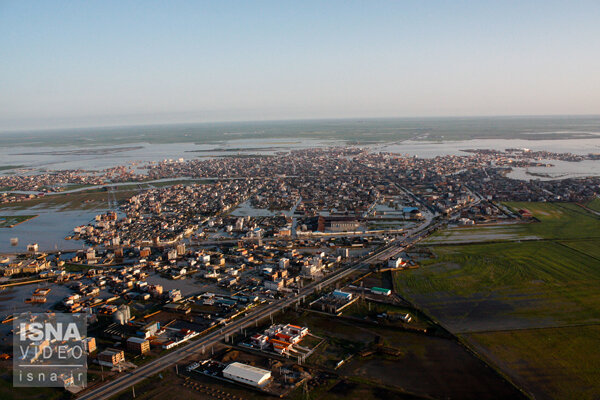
[2,116,600,174]
[1,136,599,173]
[1,117,600,252]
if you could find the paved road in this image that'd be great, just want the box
[78,220,435,400]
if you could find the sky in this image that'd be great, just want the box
[1,1,600,131]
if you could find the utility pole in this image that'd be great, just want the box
[132,385,136,398]
[303,379,310,400]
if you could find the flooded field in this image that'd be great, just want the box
[507,159,600,181]
[0,208,98,252]
[1,133,598,181]
[0,138,344,175]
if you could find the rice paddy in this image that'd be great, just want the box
[393,202,600,399]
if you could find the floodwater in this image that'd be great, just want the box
[375,137,600,157]
[1,134,599,253]
[0,283,75,335]
[0,138,344,175]
[0,207,100,253]
[507,159,600,181]
[2,136,598,179]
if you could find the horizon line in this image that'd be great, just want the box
[2,113,600,135]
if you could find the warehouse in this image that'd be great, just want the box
[222,362,272,387]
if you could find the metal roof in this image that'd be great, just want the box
[223,362,271,383]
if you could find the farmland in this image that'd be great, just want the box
[559,239,600,260]
[273,310,524,400]
[504,202,600,240]
[422,223,536,244]
[395,241,600,331]
[425,202,600,246]
[393,202,600,399]
[466,326,600,400]
[586,198,600,213]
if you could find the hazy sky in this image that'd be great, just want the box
[1,1,600,131]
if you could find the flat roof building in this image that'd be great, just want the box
[98,348,125,367]
[126,336,150,354]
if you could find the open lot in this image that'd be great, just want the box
[395,203,600,399]
[0,366,69,400]
[341,300,433,331]
[274,310,523,399]
[465,326,600,400]
[288,376,433,400]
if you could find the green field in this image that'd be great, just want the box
[423,224,535,244]
[425,202,600,245]
[466,326,600,400]
[396,240,600,331]
[586,198,600,213]
[504,202,600,239]
[560,239,600,260]
[0,215,37,228]
[394,202,600,399]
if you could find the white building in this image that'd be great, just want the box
[167,249,178,261]
[223,362,272,387]
[235,218,244,230]
[388,257,406,268]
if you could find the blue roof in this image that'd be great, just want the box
[403,207,419,213]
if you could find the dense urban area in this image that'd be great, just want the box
[1,146,599,400]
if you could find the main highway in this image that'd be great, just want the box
[78,217,438,400]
